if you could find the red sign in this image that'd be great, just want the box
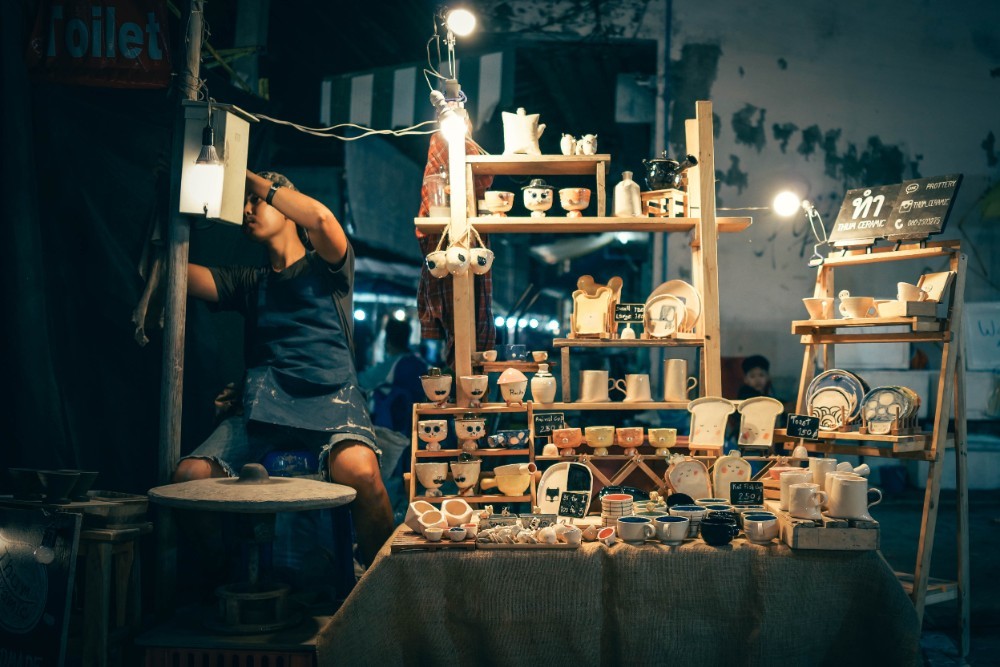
[26,0,172,89]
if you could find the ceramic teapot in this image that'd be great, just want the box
[642,152,698,190]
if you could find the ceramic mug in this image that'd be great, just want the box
[669,505,707,538]
[779,471,812,511]
[579,370,613,403]
[615,427,644,448]
[809,458,839,488]
[827,476,883,521]
[551,427,584,451]
[699,515,739,546]
[654,515,690,546]
[612,374,652,403]
[647,428,677,448]
[789,483,828,521]
[425,250,449,278]
[664,359,698,401]
[470,248,495,275]
[743,513,779,544]
[803,297,833,320]
[616,516,655,544]
[897,282,928,302]
[445,246,470,275]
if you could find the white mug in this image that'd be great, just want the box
[824,471,864,499]
[809,458,838,488]
[779,470,812,512]
[897,282,928,302]
[664,359,698,401]
[580,370,613,403]
[789,483,828,521]
[616,517,655,544]
[827,477,883,521]
[612,374,652,403]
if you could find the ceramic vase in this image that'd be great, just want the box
[613,171,642,217]
[531,363,557,404]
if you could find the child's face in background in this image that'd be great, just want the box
[745,368,769,392]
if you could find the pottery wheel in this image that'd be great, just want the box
[148,463,356,513]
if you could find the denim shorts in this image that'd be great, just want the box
[181,416,382,481]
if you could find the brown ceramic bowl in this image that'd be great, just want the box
[37,470,79,504]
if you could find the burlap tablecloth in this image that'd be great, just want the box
[323,526,920,666]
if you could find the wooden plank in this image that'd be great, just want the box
[414,403,529,415]
[543,401,691,411]
[786,441,935,460]
[694,101,721,398]
[595,160,606,216]
[414,217,753,234]
[773,428,930,445]
[765,500,879,550]
[799,332,950,344]
[476,361,555,373]
[390,531,477,553]
[477,542,579,550]
[448,137,473,403]
[791,317,944,333]
[414,449,533,458]
[410,494,531,503]
[954,354,970,658]
[466,153,610,176]
[553,338,706,348]
[822,240,960,267]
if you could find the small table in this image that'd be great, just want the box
[325,525,921,666]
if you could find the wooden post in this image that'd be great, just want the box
[156,0,204,615]
[693,101,721,397]
[449,132,472,404]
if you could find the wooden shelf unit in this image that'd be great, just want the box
[414,217,752,235]
[787,241,969,655]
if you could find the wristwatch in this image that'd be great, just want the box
[265,183,281,205]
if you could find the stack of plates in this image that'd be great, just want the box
[601,493,634,527]
[861,385,920,431]
[805,369,869,429]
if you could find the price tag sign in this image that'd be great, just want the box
[829,184,901,246]
[729,482,764,506]
[557,491,590,519]
[533,412,565,436]
[886,174,962,240]
[786,414,820,441]
[614,303,645,322]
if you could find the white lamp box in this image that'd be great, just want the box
[178,101,256,224]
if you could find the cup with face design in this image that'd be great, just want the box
[420,369,453,407]
[522,179,555,218]
[470,248,494,275]
[417,419,448,451]
[551,427,583,455]
[446,245,471,275]
[414,462,449,497]
[459,375,489,407]
[425,250,449,279]
[584,425,615,455]
[484,190,515,217]
[616,427,644,456]
[453,417,486,451]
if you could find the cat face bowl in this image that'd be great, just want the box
[559,188,591,218]
[484,191,515,216]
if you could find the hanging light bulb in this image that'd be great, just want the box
[445,8,476,37]
[773,191,802,217]
[429,89,467,144]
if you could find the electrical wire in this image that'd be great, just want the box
[251,114,439,140]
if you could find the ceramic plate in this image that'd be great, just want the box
[687,397,736,448]
[647,280,701,331]
[737,396,784,446]
[808,386,852,429]
[861,387,909,423]
[537,462,593,519]
[665,458,712,500]
[644,294,687,337]
[806,369,867,422]
[712,452,752,501]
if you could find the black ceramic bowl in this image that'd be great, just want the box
[700,516,739,546]
[37,470,79,504]
[666,493,694,508]
[58,470,99,501]
[8,468,43,500]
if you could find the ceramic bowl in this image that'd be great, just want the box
[695,498,729,507]
[447,526,468,541]
[418,509,448,533]
[423,527,444,542]
[496,429,529,449]
[470,248,495,275]
[442,498,475,526]
[59,470,99,502]
[404,500,437,533]
[8,468,43,500]
[420,373,452,405]
[486,434,506,449]
[37,470,79,504]
[494,473,531,496]
[425,250,449,278]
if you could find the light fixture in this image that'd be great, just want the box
[494,315,505,327]
[444,7,476,37]
[394,308,407,321]
[179,101,254,223]
[354,309,366,321]
[429,88,467,144]
[529,318,539,329]
[774,190,829,267]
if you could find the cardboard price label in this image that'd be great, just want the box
[614,303,645,322]
[533,412,565,436]
[557,491,590,519]
[729,482,764,506]
[786,414,820,441]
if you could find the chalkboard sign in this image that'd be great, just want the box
[614,303,645,322]
[533,412,565,436]
[786,414,820,440]
[829,184,900,245]
[557,491,590,519]
[729,482,764,506]
[0,508,82,667]
[885,174,962,240]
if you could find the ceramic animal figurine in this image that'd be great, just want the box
[560,134,576,156]
[522,178,555,217]
[502,107,545,155]
[419,367,452,406]
[575,134,597,155]
[484,190,515,217]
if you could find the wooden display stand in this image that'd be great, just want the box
[408,102,751,506]
[774,240,969,656]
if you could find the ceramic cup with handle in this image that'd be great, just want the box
[827,476,883,521]
[616,516,655,544]
[580,370,614,403]
[743,513,779,544]
[779,470,812,511]
[809,457,839,488]
[803,297,833,320]
[654,515,690,546]
[789,482,828,521]
[612,374,652,403]
[838,290,877,318]
[664,359,698,402]
[897,282,929,302]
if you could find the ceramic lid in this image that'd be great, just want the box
[522,178,554,190]
[497,368,528,384]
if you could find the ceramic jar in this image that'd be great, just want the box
[531,363,557,404]
[497,368,529,406]
[613,171,642,217]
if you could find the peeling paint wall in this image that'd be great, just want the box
[663,0,1000,393]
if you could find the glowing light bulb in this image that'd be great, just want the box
[494,316,505,327]
[354,309,366,321]
[445,8,476,37]
[394,309,406,321]
[440,110,467,144]
[773,191,802,217]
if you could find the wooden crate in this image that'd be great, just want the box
[641,189,687,217]
[764,500,879,551]
[390,530,477,553]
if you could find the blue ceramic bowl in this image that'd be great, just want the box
[496,429,529,449]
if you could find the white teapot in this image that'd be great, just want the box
[502,108,546,156]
